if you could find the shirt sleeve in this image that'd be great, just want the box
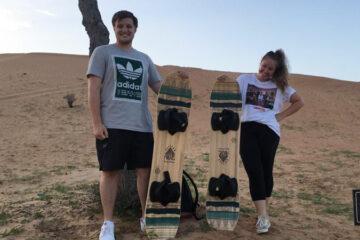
[236,74,247,92]
[86,46,107,80]
[147,56,162,85]
[284,86,296,102]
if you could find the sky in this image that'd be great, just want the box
[1,0,359,82]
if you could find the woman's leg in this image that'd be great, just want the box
[254,200,267,217]
[258,125,280,217]
[240,122,267,217]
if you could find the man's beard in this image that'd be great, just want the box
[118,36,134,45]
[119,39,132,45]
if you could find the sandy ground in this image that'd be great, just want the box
[0,53,360,239]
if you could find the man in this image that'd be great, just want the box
[87,10,162,240]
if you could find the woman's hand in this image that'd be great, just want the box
[275,92,304,122]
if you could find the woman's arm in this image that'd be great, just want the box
[275,92,304,122]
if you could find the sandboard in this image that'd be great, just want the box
[206,75,242,230]
[145,71,192,239]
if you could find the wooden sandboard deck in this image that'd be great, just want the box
[206,76,242,230]
[145,72,192,239]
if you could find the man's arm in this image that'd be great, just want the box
[88,75,108,140]
[149,81,162,95]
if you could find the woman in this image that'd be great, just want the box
[236,49,304,234]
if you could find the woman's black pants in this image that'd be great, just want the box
[240,121,280,201]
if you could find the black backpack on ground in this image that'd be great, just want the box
[181,170,202,220]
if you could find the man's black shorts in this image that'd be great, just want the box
[96,129,154,171]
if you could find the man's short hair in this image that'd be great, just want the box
[112,10,138,28]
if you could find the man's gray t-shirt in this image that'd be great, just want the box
[87,44,162,132]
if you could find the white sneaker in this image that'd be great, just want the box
[256,216,271,234]
[140,217,146,232]
[99,221,115,240]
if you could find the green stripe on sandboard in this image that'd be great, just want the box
[210,102,242,108]
[146,208,180,214]
[160,86,192,98]
[210,92,241,100]
[206,211,239,220]
[146,217,180,226]
[206,201,240,208]
[158,98,191,108]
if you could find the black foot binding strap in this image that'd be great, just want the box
[158,108,188,135]
[208,174,238,200]
[150,171,180,206]
[211,109,239,134]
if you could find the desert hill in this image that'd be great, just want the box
[0,53,359,239]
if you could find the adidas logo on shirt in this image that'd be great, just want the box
[117,62,143,80]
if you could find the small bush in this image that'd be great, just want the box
[63,94,76,108]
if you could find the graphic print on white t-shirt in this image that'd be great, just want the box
[114,56,143,102]
[245,84,277,110]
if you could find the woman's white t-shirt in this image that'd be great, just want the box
[236,74,296,136]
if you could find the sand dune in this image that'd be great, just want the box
[0,53,359,239]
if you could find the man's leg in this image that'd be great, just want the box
[100,170,121,221]
[136,167,151,217]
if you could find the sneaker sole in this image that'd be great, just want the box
[256,228,269,234]
[256,223,271,234]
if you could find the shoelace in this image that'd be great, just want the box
[100,224,111,237]
[256,217,265,228]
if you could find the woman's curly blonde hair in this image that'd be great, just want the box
[261,49,289,92]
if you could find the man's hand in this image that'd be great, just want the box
[93,123,109,140]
